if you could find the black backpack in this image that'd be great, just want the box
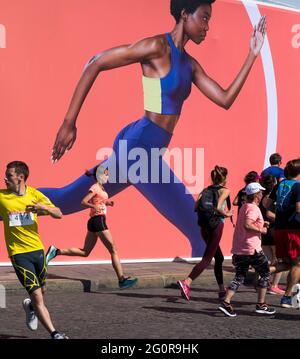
[195,185,232,229]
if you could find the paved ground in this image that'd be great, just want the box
[1,285,299,340]
[0,260,297,357]
[0,259,257,292]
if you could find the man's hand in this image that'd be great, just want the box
[26,200,48,213]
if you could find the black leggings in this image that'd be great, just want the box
[229,251,270,292]
[189,222,224,286]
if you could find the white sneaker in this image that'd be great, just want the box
[23,298,38,331]
[53,332,69,339]
[292,284,300,309]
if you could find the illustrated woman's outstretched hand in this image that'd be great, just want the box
[52,121,77,163]
[250,15,267,56]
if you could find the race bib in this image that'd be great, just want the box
[9,212,34,227]
[96,204,107,215]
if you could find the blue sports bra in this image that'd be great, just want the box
[142,33,193,115]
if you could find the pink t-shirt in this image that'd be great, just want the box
[231,203,264,255]
[88,184,109,217]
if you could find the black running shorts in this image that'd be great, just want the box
[87,215,108,232]
[11,249,47,294]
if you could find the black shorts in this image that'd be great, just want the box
[11,249,47,294]
[87,215,108,232]
[261,227,275,246]
[261,233,275,246]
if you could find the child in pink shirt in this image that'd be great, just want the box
[232,201,264,256]
[218,182,275,317]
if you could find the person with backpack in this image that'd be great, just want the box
[177,166,233,301]
[267,159,300,308]
[259,175,285,295]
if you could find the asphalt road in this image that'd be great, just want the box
[1,285,299,340]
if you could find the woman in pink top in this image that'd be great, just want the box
[218,182,275,317]
[45,166,138,289]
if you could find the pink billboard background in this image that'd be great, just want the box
[0,0,300,264]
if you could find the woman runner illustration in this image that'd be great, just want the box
[40,0,266,256]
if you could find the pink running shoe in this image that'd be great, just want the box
[267,285,285,295]
[177,280,190,301]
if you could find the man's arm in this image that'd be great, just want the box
[27,201,62,219]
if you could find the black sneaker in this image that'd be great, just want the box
[255,303,276,315]
[218,301,237,317]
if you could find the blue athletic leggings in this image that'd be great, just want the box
[39,117,205,256]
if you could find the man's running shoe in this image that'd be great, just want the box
[255,303,276,315]
[218,301,237,317]
[23,298,38,331]
[119,277,138,289]
[45,245,58,265]
[52,332,69,339]
[177,280,190,301]
[280,295,293,308]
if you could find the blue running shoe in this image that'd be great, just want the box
[119,277,138,289]
[280,295,292,308]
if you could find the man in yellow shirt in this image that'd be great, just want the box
[0,161,68,339]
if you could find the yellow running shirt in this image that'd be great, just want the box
[0,186,55,256]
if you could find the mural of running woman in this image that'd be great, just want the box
[40,0,266,256]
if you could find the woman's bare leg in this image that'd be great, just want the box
[59,232,98,257]
[98,230,124,281]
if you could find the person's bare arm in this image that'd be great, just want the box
[26,202,62,219]
[52,37,165,162]
[244,218,267,234]
[232,193,239,206]
[217,188,232,217]
[191,16,266,110]
[266,210,276,222]
[261,195,275,222]
[81,191,97,210]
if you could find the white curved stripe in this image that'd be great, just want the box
[242,1,278,169]
[237,0,300,14]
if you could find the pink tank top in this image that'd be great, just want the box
[88,183,109,217]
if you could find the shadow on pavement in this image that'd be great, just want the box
[0,333,28,339]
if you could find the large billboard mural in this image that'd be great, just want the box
[0,0,299,264]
